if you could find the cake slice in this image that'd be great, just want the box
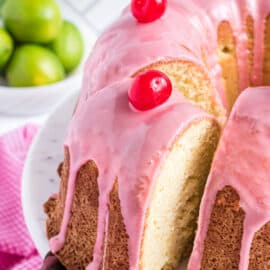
[188,87,270,269]
[44,79,220,270]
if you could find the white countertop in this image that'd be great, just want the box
[0,0,129,135]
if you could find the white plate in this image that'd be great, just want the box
[21,91,188,269]
[22,91,78,258]
[0,2,97,116]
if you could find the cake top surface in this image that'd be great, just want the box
[81,0,206,96]
[81,0,270,112]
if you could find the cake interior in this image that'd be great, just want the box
[137,61,225,124]
[263,14,270,85]
[141,119,220,270]
[217,21,238,112]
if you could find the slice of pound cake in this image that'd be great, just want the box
[44,73,220,270]
[188,87,270,269]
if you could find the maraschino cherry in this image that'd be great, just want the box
[128,70,172,111]
[131,0,167,23]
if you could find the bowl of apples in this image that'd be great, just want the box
[0,0,96,116]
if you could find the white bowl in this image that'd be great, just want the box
[0,8,97,116]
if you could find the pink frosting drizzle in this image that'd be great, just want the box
[49,79,215,269]
[188,87,270,269]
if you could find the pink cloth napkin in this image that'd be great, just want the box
[0,125,42,270]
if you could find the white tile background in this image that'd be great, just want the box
[0,0,130,134]
[62,0,130,32]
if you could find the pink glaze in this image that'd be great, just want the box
[188,87,270,270]
[49,79,216,269]
[81,0,270,111]
[81,0,222,102]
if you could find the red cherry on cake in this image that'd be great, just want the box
[128,70,172,111]
[131,0,167,23]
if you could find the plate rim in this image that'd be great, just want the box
[21,91,79,258]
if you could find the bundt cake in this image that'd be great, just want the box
[188,87,270,269]
[82,0,270,118]
[44,79,220,270]
[42,0,270,269]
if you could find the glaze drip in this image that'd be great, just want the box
[188,87,270,269]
